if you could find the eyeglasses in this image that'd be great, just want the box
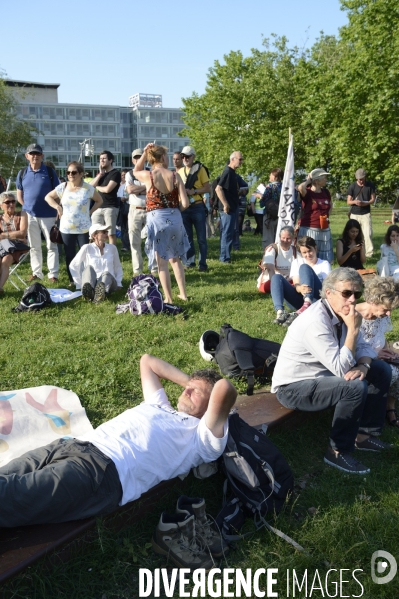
[29,152,42,156]
[3,199,16,205]
[331,288,362,300]
[66,170,79,176]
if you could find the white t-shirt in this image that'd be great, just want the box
[289,257,331,281]
[78,388,228,506]
[125,171,146,207]
[56,182,95,234]
[262,244,295,279]
[69,242,123,288]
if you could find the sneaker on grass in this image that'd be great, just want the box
[324,447,370,474]
[282,312,298,327]
[176,495,228,557]
[152,512,214,570]
[273,309,289,325]
[82,283,94,302]
[93,282,106,304]
[355,437,392,451]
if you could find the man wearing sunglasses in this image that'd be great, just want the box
[178,146,210,272]
[272,267,392,475]
[16,144,60,282]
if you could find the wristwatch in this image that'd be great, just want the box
[358,363,371,370]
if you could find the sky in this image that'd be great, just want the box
[2,0,348,109]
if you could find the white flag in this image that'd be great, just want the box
[275,134,296,242]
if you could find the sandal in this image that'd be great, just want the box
[386,409,399,427]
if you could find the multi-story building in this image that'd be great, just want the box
[6,81,189,175]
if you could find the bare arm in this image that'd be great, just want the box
[204,378,237,439]
[127,182,146,194]
[45,189,62,219]
[0,211,28,241]
[336,239,362,266]
[90,190,103,215]
[216,185,230,213]
[186,181,211,197]
[177,173,189,210]
[298,177,312,198]
[17,189,24,206]
[140,354,190,401]
[96,180,118,194]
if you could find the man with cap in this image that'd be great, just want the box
[69,224,123,303]
[347,168,376,258]
[124,149,156,275]
[178,146,210,272]
[16,144,60,282]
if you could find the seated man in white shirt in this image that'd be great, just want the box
[271,267,392,474]
[69,224,123,303]
[0,354,237,529]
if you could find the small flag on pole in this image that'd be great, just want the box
[275,132,296,242]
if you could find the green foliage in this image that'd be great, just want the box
[0,73,35,177]
[181,1,399,198]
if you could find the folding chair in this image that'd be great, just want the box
[8,249,31,290]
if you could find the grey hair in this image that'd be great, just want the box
[230,151,240,161]
[320,267,363,299]
[1,192,15,203]
[364,276,399,309]
[279,226,294,237]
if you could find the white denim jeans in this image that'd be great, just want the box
[27,214,59,279]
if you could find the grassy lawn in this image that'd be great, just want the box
[1,204,398,598]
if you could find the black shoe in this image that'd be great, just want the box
[198,266,208,272]
[355,437,393,451]
[82,283,94,302]
[324,447,370,474]
[93,282,106,304]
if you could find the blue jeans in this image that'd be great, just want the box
[181,203,207,269]
[219,210,236,262]
[276,360,391,452]
[271,264,322,311]
[233,210,240,250]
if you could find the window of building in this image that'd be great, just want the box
[56,108,64,120]
[93,109,102,121]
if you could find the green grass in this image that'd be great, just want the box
[1,206,399,598]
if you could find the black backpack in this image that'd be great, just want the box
[184,161,210,192]
[213,324,280,395]
[216,413,297,547]
[13,283,52,312]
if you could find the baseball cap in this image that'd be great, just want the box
[181,146,196,156]
[89,224,110,238]
[132,148,143,158]
[355,168,367,179]
[309,168,329,180]
[26,143,43,154]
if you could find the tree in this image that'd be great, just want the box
[181,38,306,182]
[0,73,35,180]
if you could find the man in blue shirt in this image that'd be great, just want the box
[16,144,60,282]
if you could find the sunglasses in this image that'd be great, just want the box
[3,200,16,205]
[67,170,79,176]
[331,288,362,300]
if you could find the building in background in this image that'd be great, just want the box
[5,81,189,177]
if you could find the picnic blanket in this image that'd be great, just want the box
[0,386,93,467]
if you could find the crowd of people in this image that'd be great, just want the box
[1,143,399,571]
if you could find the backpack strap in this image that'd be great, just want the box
[46,165,55,189]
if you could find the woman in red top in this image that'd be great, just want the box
[133,144,190,303]
[0,192,28,294]
[297,168,333,262]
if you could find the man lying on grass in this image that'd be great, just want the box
[0,355,237,527]
[272,267,392,475]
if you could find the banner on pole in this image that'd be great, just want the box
[275,134,296,241]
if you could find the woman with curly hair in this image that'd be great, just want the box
[133,144,190,303]
[336,218,366,270]
[356,276,399,428]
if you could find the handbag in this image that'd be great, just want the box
[50,221,64,244]
[50,183,66,244]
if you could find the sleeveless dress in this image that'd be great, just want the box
[145,171,190,264]
[337,239,364,270]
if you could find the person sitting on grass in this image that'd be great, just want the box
[258,225,296,294]
[336,219,366,270]
[69,224,123,303]
[272,267,392,475]
[0,354,237,534]
[271,235,331,327]
[379,224,399,280]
